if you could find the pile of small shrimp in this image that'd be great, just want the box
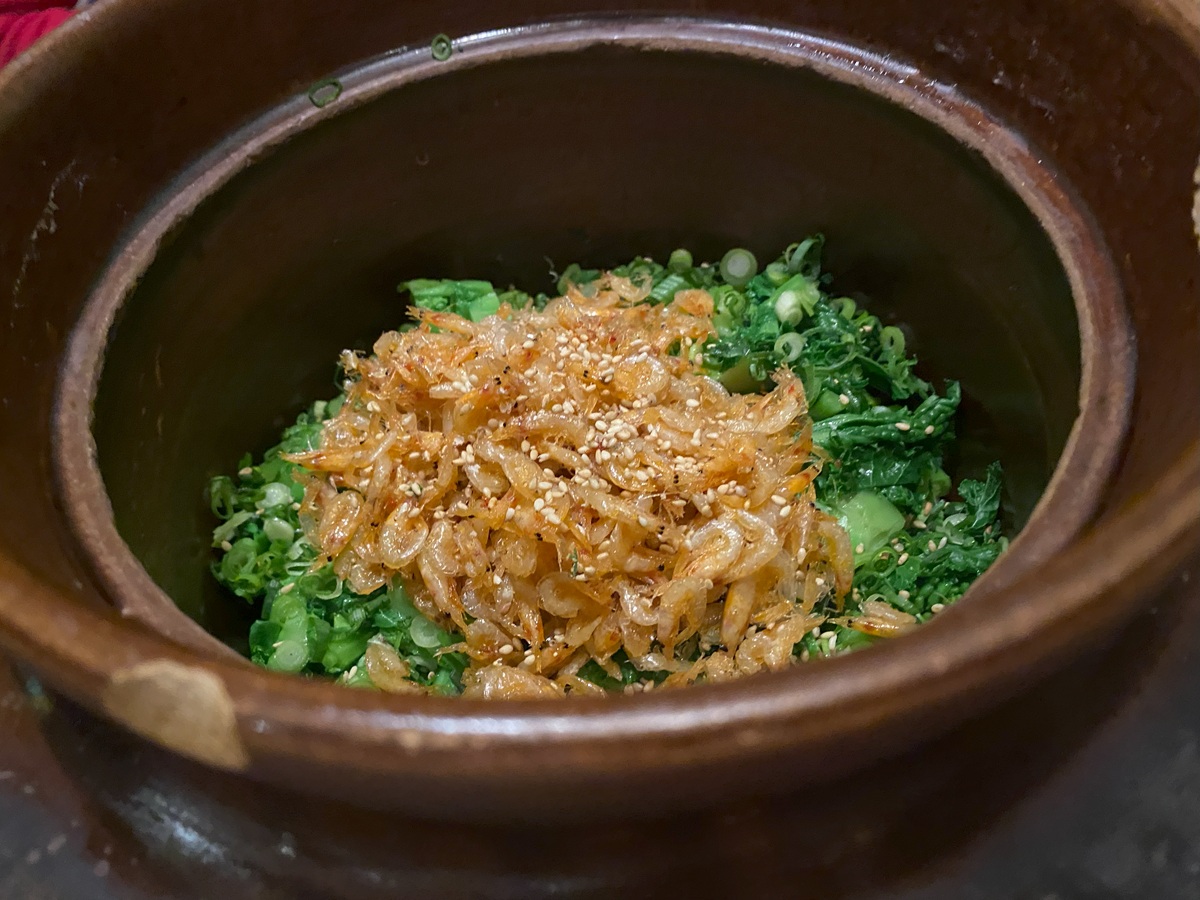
[287,276,855,698]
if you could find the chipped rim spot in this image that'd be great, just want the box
[1193,155,1200,252]
[102,660,249,771]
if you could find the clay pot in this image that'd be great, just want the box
[0,0,1196,824]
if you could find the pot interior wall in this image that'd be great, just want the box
[88,46,1082,649]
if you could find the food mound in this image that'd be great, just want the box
[209,241,1007,698]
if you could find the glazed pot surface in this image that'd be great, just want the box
[0,0,1196,821]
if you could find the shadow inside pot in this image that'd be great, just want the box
[19,575,1192,900]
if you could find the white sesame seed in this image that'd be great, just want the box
[779,505,792,517]
[895,422,911,432]
[685,398,700,409]
[534,498,545,511]
[498,644,514,655]
[637,516,650,528]
[928,540,938,552]
[770,494,787,506]
[838,394,850,405]
[897,552,909,565]
[931,603,946,613]
[924,425,935,435]
[855,543,865,554]
[898,590,911,599]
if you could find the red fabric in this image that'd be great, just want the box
[0,1,71,69]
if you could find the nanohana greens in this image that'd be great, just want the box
[208,239,1006,693]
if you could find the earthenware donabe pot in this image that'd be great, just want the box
[0,0,1196,822]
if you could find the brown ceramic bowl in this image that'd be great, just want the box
[0,0,1197,823]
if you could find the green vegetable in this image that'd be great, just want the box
[771,275,821,326]
[836,492,907,565]
[431,33,453,61]
[773,332,805,363]
[307,79,342,109]
[208,399,469,693]
[211,237,1007,693]
[399,278,516,322]
[668,248,693,273]
[719,248,758,288]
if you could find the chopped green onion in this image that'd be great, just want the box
[307,79,342,109]
[409,615,446,649]
[268,640,308,673]
[765,261,790,286]
[263,517,294,544]
[808,389,845,421]
[668,249,693,273]
[836,492,906,565]
[431,33,453,61]
[880,325,906,356]
[649,273,687,303]
[834,297,858,319]
[209,476,235,518]
[773,332,806,362]
[261,482,292,509]
[786,235,825,276]
[212,511,252,546]
[718,358,763,393]
[719,248,758,288]
[774,291,804,326]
